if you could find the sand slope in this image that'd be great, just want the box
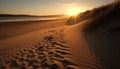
[64,22,101,69]
[0,18,101,69]
[83,19,120,69]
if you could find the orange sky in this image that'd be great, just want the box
[0,0,115,15]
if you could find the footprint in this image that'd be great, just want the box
[28,60,34,66]
[0,66,5,69]
[55,50,71,55]
[0,29,81,69]
[50,63,59,69]
[54,53,64,58]
[19,64,26,69]
[61,58,78,66]
[10,59,19,68]
[52,60,65,69]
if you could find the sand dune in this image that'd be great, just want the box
[1,1,120,69]
[81,1,120,69]
[0,17,101,69]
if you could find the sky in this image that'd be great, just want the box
[0,0,115,15]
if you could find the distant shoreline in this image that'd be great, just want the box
[0,18,64,24]
[0,14,66,17]
[0,15,66,22]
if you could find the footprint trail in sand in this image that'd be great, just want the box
[0,29,80,69]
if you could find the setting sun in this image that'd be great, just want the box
[66,8,80,16]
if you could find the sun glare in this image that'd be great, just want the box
[66,8,80,16]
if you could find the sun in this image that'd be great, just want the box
[66,8,80,16]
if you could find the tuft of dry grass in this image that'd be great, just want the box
[68,0,120,33]
[83,0,120,33]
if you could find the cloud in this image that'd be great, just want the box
[57,0,80,8]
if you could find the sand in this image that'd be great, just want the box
[83,19,120,69]
[0,19,100,69]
